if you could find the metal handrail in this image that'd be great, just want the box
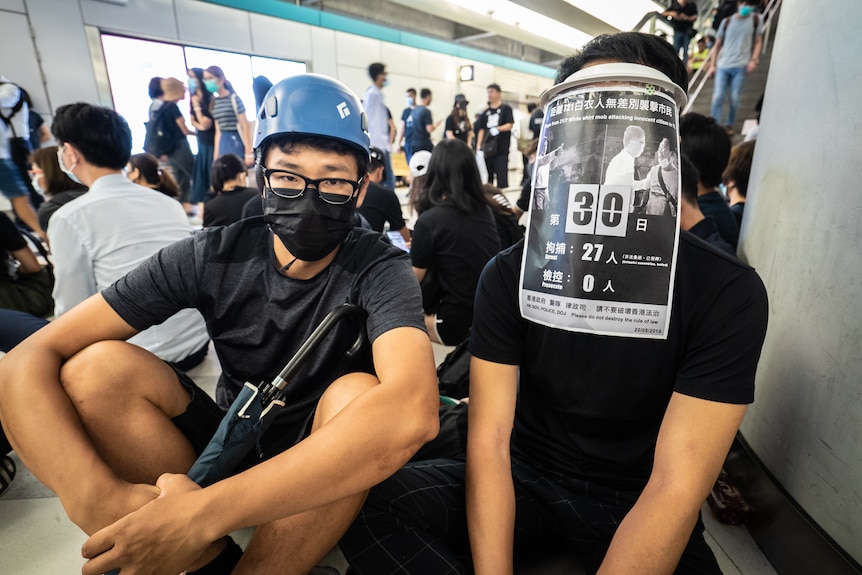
[683,0,782,114]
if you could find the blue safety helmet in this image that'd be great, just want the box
[253,74,370,162]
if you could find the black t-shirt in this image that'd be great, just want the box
[411,202,500,310]
[203,186,260,228]
[444,115,470,143]
[469,233,768,489]
[357,182,406,233]
[103,218,424,410]
[407,106,433,152]
[476,104,515,156]
[149,101,184,146]
[528,107,544,139]
[668,1,698,33]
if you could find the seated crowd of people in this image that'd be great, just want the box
[0,30,768,575]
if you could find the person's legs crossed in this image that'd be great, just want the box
[232,372,383,575]
[727,66,748,128]
[341,458,473,575]
[710,67,731,125]
[55,341,201,532]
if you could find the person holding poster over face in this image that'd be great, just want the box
[342,32,768,575]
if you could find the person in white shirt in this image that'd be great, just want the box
[49,102,209,368]
[604,124,648,189]
[364,62,396,190]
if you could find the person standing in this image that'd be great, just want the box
[147,77,195,211]
[364,63,396,191]
[205,66,254,166]
[188,67,215,216]
[0,77,45,240]
[663,0,699,63]
[708,0,763,134]
[406,88,435,158]
[398,87,417,160]
[444,94,472,144]
[475,83,514,188]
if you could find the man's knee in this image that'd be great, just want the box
[313,372,379,430]
[61,340,183,410]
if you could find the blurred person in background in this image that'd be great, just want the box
[205,65,254,167]
[30,146,88,232]
[722,139,755,226]
[147,77,195,211]
[188,67,216,217]
[409,139,500,345]
[445,94,472,145]
[126,152,181,199]
[203,153,258,228]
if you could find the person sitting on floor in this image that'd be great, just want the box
[0,75,438,575]
[341,31,769,575]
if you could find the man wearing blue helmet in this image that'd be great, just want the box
[0,74,439,575]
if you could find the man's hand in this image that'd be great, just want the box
[81,474,213,575]
[746,59,758,74]
[707,65,716,79]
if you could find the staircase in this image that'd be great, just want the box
[685,5,781,139]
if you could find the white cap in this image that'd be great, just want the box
[409,150,432,178]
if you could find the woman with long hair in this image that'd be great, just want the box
[203,65,254,167]
[187,67,215,216]
[126,153,181,199]
[203,154,259,227]
[409,139,500,345]
[30,146,88,231]
[444,94,472,145]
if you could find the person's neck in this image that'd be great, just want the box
[79,166,122,188]
[489,100,501,108]
[696,182,716,197]
[728,189,746,206]
[217,87,230,97]
[272,235,339,280]
[679,202,705,232]
[374,79,385,89]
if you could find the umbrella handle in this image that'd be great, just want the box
[271,303,367,392]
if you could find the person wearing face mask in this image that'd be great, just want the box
[0,75,438,575]
[30,146,88,232]
[398,87,417,160]
[188,67,216,216]
[42,103,209,364]
[204,65,254,167]
[603,124,649,190]
[707,0,764,135]
[364,62,396,191]
[642,137,681,217]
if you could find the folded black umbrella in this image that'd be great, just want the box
[188,303,367,487]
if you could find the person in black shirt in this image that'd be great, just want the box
[475,83,515,188]
[356,147,410,243]
[409,139,500,345]
[343,32,768,575]
[202,153,259,227]
[444,94,472,145]
[663,0,699,62]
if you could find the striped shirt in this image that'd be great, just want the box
[212,93,245,132]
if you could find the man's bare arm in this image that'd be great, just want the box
[597,392,746,574]
[466,357,519,575]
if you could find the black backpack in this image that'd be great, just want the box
[0,82,26,138]
[143,105,178,156]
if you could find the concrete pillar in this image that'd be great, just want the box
[739,1,862,563]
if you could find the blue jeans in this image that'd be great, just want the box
[673,29,692,63]
[382,150,396,191]
[710,66,748,127]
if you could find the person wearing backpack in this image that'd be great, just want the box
[707,0,764,134]
[204,65,254,167]
[0,77,46,241]
[145,77,196,213]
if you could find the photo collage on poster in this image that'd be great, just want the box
[519,85,682,338]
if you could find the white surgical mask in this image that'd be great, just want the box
[30,173,45,196]
[57,146,83,185]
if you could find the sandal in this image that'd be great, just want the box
[0,455,16,498]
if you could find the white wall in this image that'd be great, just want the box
[1,0,552,149]
[739,1,862,563]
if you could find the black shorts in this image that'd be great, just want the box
[169,366,317,474]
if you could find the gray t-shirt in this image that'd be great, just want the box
[716,13,763,69]
[103,218,424,410]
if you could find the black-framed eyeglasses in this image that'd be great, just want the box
[263,168,362,205]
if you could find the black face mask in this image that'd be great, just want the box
[262,189,355,262]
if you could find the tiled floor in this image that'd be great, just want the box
[0,182,777,573]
